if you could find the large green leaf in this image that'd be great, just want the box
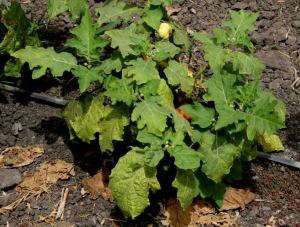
[172,169,196,210]
[0,1,40,54]
[96,0,142,26]
[142,5,163,30]
[98,103,130,151]
[152,41,180,62]
[203,71,237,105]
[99,51,124,74]
[72,65,105,92]
[12,46,77,79]
[231,51,264,79]
[168,146,201,169]
[157,79,174,108]
[104,79,137,105]
[67,8,109,63]
[125,58,159,84]
[47,0,87,19]
[192,32,231,74]
[105,24,149,58]
[171,24,192,55]
[109,150,160,218]
[163,60,194,95]
[222,10,258,48]
[199,131,238,183]
[47,0,68,18]
[131,96,170,136]
[180,102,215,128]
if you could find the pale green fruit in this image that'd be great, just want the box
[157,23,172,39]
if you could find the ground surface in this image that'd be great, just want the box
[0,0,300,226]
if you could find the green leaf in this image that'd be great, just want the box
[230,132,258,161]
[104,79,137,105]
[167,106,193,137]
[106,25,149,57]
[150,0,172,6]
[172,169,196,210]
[243,94,286,140]
[0,2,40,54]
[47,0,68,18]
[157,79,175,108]
[144,145,165,167]
[163,130,185,146]
[193,32,231,74]
[171,24,192,55]
[47,0,87,19]
[99,51,124,74]
[61,98,86,140]
[152,41,180,62]
[180,102,215,128]
[4,58,23,77]
[199,132,238,183]
[109,150,160,219]
[164,60,194,95]
[67,0,88,20]
[168,146,201,169]
[98,103,130,151]
[67,8,109,63]
[137,127,163,145]
[12,46,77,79]
[203,71,237,105]
[96,0,142,26]
[231,51,264,79]
[224,159,243,183]
[138,79,160,99]
[222,10,258,47]
[142,5,163,30]
[131,96,170,136]
[125,58,159,84]
[72,65,105,92]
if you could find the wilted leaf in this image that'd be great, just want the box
[16,159,75,194]
[220,187,256,211]
[165,6,182,17]
[82,168,114,201]
[161,198,239,227]
[0,146,44,168]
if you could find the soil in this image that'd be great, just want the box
[0,0,300,227]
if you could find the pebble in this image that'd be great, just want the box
[276,27,288,41]
[0,169,23,189]
[231,2,248,10]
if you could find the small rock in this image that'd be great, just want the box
[6,135,16,146]
[0,133,8,145]
[269,80,281,90]
[0,169,23,189]
[276,27,288,41]
[11,122,22,135]
[231,2,248,10]
[280,166,285,172]
[292,20,300,28]
[260,11,275,20]
[190,8,196,14]
[286,36,297,45]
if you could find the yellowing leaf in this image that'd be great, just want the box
[109,150,160,218]
[254,132,284,153]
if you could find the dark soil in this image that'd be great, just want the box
[1,0,300,226]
